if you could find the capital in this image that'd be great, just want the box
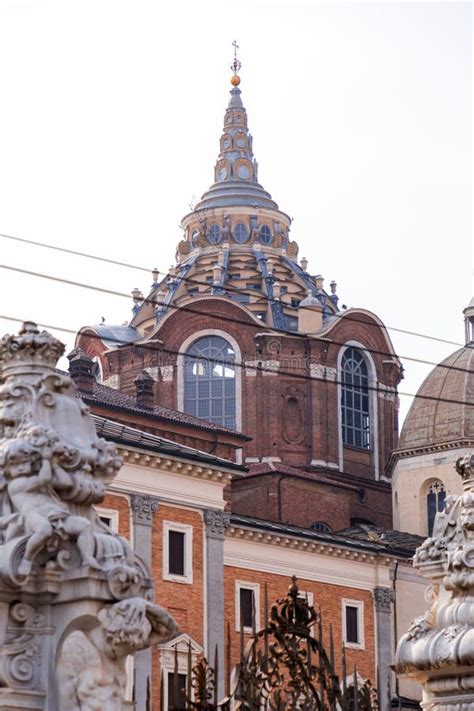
[204,509,231,539]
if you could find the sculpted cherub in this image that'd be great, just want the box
[57,597,179,710]
[0,435,100,577]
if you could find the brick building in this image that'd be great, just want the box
[77,65,403,533]
[73,377,421,710]
[70,62,425,710]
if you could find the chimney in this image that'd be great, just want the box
[134,370,155,410]
[68,348,95,395]
[298,290,324,333]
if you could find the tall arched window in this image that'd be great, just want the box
[183,336,236,429]
[341,348,370,449]
[427,480,446,536]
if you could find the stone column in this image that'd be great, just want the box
[204,509,231,699]
[374,586,395,711]
[131,494,159,711]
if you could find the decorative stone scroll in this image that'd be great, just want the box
[0,322,179,709]
[395,453,474,711]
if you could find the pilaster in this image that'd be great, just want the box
[130,494,159,711]
[204,509,231,699]
[373,586,395,711]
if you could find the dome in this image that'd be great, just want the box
[399,343,474,450]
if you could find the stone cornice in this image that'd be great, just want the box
[119,446,234,484]
[226,525,397,565]
[387,439,474,474]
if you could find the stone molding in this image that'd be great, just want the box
[244,360,279,376]
[204,509,231,539]
[130,494,159,525]
[309,364,337,381]
[226,526,394,566]
[120,448,234,483]
[160,365,174,382]
[373,586,395,612]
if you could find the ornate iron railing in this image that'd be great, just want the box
[166,577,379,711]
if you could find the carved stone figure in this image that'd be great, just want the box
[56,598,178,710]
[395,453,474,710]
[0,322,179,709]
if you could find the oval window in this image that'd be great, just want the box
[260,225,272,245]
[233,223,249,243]
[207,224,221,245]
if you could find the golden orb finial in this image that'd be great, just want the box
[231,40,242,86]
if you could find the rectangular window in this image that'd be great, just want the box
[95,507,119,533]
[167,672,187,710]
[342,599,364,649]
[163,522,193,584]
[240,588,254,629]
[168,531,185,576]
[236,581,260,632]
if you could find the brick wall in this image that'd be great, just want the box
[224,566,376,685]
[151,504,205,708]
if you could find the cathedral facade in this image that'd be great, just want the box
[77,66,403,533]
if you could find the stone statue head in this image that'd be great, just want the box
[0,439,41,479]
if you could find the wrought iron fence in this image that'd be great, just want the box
[165,577,379,711]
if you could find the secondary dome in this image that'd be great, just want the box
[399,302,474,450]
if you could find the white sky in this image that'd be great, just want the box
[0,0,471,427]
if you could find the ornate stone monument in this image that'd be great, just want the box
[396,453,474,711]
[0,322,178,710]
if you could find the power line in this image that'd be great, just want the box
[0,263,471,379]
[0,313,472,409]
[0,230,464,349]
[0,231,150,273]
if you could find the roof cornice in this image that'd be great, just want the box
[226,523,410,562]
[119,445,237,483]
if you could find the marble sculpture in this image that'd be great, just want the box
[0,322,178,710]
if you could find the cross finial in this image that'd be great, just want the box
[231,40,241,83]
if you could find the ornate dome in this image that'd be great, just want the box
[399,304,474,451]
[126,66,341,337]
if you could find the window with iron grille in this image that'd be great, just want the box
[184,336,236,429]
[341,348,371,449]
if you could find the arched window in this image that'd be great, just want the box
[341,348,370,449]
[183,336,236,429]
[427,480,446,536]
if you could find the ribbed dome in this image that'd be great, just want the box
[399,344,474,450]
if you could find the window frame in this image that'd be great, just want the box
[207,223,222,245]
[259,224,273,245]
[95,507,119,533]
[163,521,193,585]
[341,348,371,450]
[341,598,365,650]
[233,222,249,243]
[337,341,380,480]
[235,581,260,633]
[177,330,243,432]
